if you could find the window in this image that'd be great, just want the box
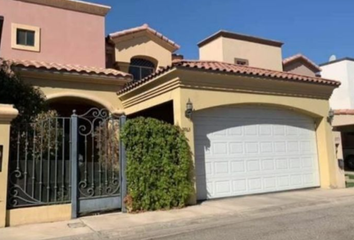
[129,58,156,81]
[234,58,249,66]
[16,29,35,46]
[11,23,40,52]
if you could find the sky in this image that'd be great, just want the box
[90,0,353,65]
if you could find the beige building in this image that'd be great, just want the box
[0,0,345,228]
[198,30,283,71]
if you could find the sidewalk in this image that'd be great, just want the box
[1,188,354,240]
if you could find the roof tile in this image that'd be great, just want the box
[334,109,354,115]
[118,60,340,95]
[283,54,321,72]
[109,24,180,51]
[6,59,132,78]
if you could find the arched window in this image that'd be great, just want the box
[129,57,156,81]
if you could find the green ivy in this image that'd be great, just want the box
[121,117,193,212]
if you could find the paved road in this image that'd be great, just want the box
[153,202,354,240]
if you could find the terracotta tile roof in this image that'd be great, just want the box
[118,60,340,95]
[109,24,180,51]
[7,59,132,78]
[334,109,354,115]
[283,54,321,72]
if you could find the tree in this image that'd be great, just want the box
[0,59,47,126]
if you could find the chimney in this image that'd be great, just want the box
[172,53,184,62]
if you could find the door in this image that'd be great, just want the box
[194,106,320,200]
[71,108,127,217]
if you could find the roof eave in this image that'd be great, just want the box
[109,25,180,52]
[319,57,354,67]
[117,62,340,96]
[283,60,321,73]
[14,66,132,84]
[198,30,284,48]
[18,0,111,16]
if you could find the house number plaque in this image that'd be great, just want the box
[182,127,191,132]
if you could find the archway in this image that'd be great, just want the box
[45,93,116,117]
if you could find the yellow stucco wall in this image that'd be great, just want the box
[0,105,18,228]
[199,36,283,71]
[120,70,342,204]
[0,123,11,228]
[19,72,127,113]
[333,131,346,188]
[113,32,173,69]
[199,37,224,62]
[6,204,71,226]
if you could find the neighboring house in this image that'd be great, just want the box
[320,57,354,169]
[0,0,131,116]
[321,58,354,109]
[283,54,321,77]
[0,0,344,227]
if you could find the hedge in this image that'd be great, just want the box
[121,117,193,212]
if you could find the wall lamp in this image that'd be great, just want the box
[185,99,193,119]
[328,108,335,125]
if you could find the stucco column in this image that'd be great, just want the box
[0,104,19,227]
[316,117,338,188]
[332,131,346,188]
[174,90,197,205]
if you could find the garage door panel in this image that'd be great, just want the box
[246,159,261,171]
[215,180,232,195]
[198,173,319,199]
[229,142,244,154]
[231,161,245,173]
[195,106,320,200]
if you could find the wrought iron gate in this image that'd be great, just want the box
[8,116,71,208]
[71,108,126,218]
[7,108,127,218]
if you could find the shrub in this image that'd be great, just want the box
[0,59,47,126]
[121,117,193,212]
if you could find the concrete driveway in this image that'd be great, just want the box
[1,188,354,240]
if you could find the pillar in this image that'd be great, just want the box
[0,104,19,227]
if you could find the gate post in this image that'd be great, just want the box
[119,115,127,213]
[0,105,18,228]
[70,110,78,219]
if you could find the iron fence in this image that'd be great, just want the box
[8,117,71,208]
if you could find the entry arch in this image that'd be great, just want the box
[46,92,119,116]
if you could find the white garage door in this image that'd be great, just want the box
[194,106,320,200]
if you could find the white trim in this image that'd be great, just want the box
[11,23,40,52]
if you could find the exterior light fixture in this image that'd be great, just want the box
[185,99,193,119]
[328,108,335,125]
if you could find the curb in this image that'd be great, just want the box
[101,195,354,240]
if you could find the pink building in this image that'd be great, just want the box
[0,0,109,68]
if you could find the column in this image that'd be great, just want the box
[0,104,19,227]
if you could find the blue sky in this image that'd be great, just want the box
[91,0,353,65]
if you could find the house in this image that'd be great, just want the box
[320,57,354,170]
[283,54,322,77]
[0,0,132,117]
[0,0,344,227]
